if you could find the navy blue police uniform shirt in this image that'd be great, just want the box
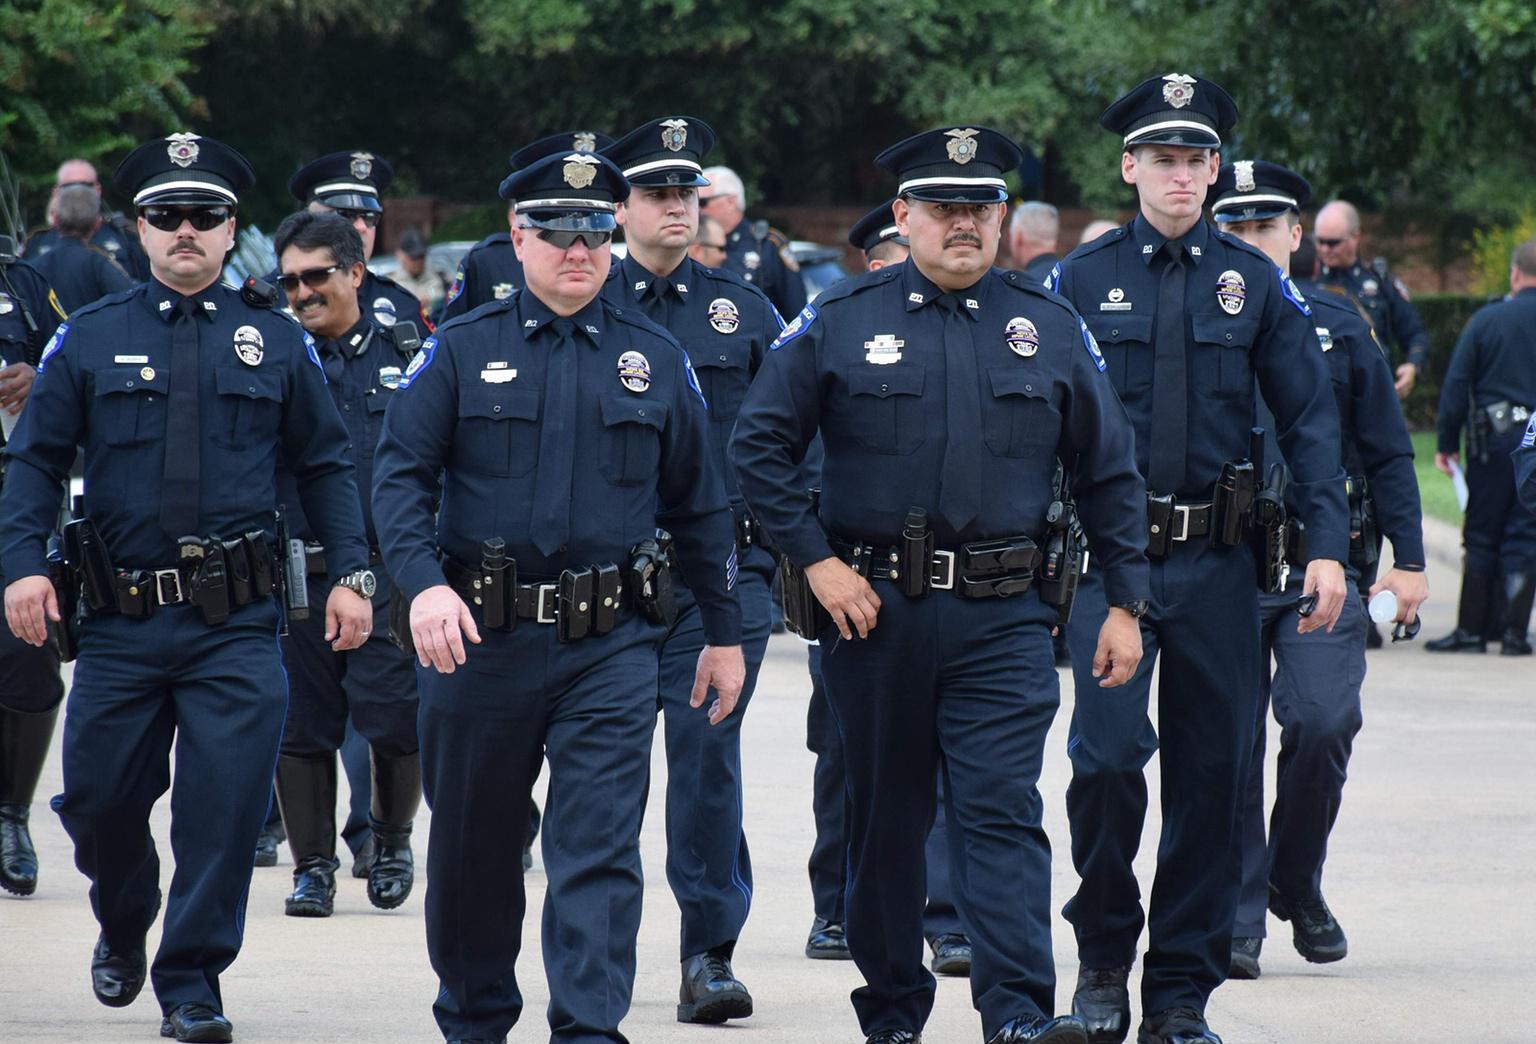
[438,233,524,324]
[0,260,64,367]
[279,315,409,547]
[1318,261,1430,371]
[26,222,151,282]
[733,259,1151,605]
[0,278,369,584]
[371,289,743,645]
[601,253,782,513]
[725,223,807,321]
[1436,287,1536,455]
[1049,214,1350,562]
[30,236,135,315]
[361,269,433,333]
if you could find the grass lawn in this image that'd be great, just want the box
[1411,430,1463,526]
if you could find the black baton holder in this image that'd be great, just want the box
[557,569,594,643]
[899,508,935,598]
[480,538,514,632]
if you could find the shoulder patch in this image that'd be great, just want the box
[398,335,438,389]
[1079,318,1107,372]
[1277,265,1311,316]
[302,331,327,382]
[770,304,818,350]
[1523,416,1536,449]
[445,266,465,305]
[37,321,69,370]
[681,350,707,407]
[1046,263,1061,292]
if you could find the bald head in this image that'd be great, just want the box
[1315,200,1363,269]
[1008,201,1058,266]
[1079,219,1119,246]
[55,159,99,191]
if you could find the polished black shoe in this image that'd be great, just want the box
[1227,937,1261,980]
[1135,1007,1221,1044]
[1268,886,1347,963]
[1500,632,1533,655]
[160,1002,233,1042]
[988,1013,1091,1043]
[91,932,147,1007]
[1424,628,1486,653]
[1072,965,1131,1044]
[284,860,338,918]
[928,932,972,976]
[0,804,39,896]
[253,820,282,868]
[805,917,852,960]
[677,950,753,1023]
[366,836,414,909]
[866,1032,921,1044]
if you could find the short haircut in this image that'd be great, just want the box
[1292,232,1319,279]
[273,210,365,272]
[1010,201,1059,243]
[695,214,722,243]
[1513,239,1536,278]
[866,240,908,266]
[55,185,100,239]
[701,166,745,208]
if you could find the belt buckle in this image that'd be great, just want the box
[154,568,184,605]
[536,584,558,625]
[930,550,956,591]
[1170,504,1192,543]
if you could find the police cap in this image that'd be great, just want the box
[1100,73,1238,151]
[500,151,629,233]
[508,130,614,173]
[114,132,256,208]
[847,200,907,253]
[1210,160,1312,223]
[874,126,1023,204]
[602,117,716,188]
[288,151,394,213]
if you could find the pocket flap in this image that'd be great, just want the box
[1191,313,1259,349]
[1084,314,1154,344]
[848,367,925,398]
[95,365,170,397]
[214,366,284,402]
[599,394,668,430]
[459,384,538,421]
[987,366,1050,400]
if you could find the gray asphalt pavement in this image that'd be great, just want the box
[2,517,1531,1043]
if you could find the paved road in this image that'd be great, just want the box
[2,519,1531,1042]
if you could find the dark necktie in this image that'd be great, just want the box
[320,338,346,384]
[1149,240,1189,494]
[644,277,673,328]
[530,318,578,557]
[937,295,983,531]
[160,297,202,538]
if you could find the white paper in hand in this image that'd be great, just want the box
[1448,459,1470,512]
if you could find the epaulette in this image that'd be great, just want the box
[605,297,685,350]
[436,290,518,333]
[989,266,1076,313]
[813,264,889,307]
[62,285,140,323]
[1208,227,1278,267]
[1061,224,1127,262]
[696,264,778,312]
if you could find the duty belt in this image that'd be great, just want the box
[1146,497,1214,544]
[1484,401,1532,437]
[830,534,1040,599]
[735,513,769,553]
[441,554,630,640]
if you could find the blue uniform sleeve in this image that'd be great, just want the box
[658,348,742,646]
[1386,281,1430,371]
[282,328,368,582]
[94,253,135,298]
[1435,314,1480,455]
[1516,419,1536,514]
[372,334,456,602]
[0,326,85,580]
[1347,327,1424,567]
[1255,271,1349,563]
[1061,318,1150,604]
[732,307,834,569]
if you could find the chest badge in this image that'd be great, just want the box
[140,366,156,381]
[378,365,403,388]
[1006,317,1040,358]
[492,283,515,300]
[233,325,265,366]
[372,296,398,327]
[743,251,761,271]
[1216,270,1247,316]
[0,294,12,316]
[1100,287,1131,312]
[1316,327,1334,352]
[864,334,904,365]
[618,350,652,393]
[708,298,740,335]
[1361,278,1379,297]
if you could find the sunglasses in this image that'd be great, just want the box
[1314,237,1348,248]
[536,228,612,250]
[333,208,381,228]
[275,265,343,293]
[142,206,232,232]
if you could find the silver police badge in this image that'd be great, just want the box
[945,128,980,165]
[378,366,402,388]
[0,294,11,316]
[708,298,740,335]
[563,154,599,189]
[618,350,652,393]
[661,119,689,153]
[166,132,200,168]
[1361,278,1379,296]
[1162,74,1197,109]
[1234,160,1256,192]
[350,152,374,180]
[233,325,265,366]
[1006,317,1040,357]
[492,283,515,300]
[372,297,398,327]
[743,251,761,271]
[1316,326,1334,352]
[573,132,597,152]
[1216,269,1247,315]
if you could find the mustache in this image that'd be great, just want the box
[943,232,983,248]
[296,295,327,310]
[170,241,205,256]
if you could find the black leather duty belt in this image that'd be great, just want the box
[441,555,629,641]
[1146,497,1215,544]
[830,535,1041,600]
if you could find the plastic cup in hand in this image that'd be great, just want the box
[1368,590,1398,623]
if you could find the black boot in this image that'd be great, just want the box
[1,704,60,897]
[275,754,339,917]
[366,748,421,910]
[1499,572,1535,655]
[1426,565,1493,652]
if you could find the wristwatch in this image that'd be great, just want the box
[1111,599,1149,618]
[337,568,377,598]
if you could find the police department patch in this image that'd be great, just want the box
[1523,417,1536,449]
[1079,319,1107,372]
[1006,317,1040,357]
[1216,270,1247,316]
[708,298,740,335]
[233,325,265,366]
[771,304,817,350]
[38,322,68,369]
[618,350,652,393]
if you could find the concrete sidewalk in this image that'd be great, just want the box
[2,529,1531,1043]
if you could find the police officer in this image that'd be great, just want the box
[0,246,65,899]
[1208,160,1428,979]
[29,184,135,314]
[1315,200,1430,398]
[0,133,372,1043]
[799,201,973,976]
[1046,75,1350,1044]
[288,150,433,333]
[699,165,808,319]
[1429,238,1536,654]
[24,158,151,281]
[439,131,613,324]
[1008,201,1061,285]
[736,125,1150,1044]
[596,116,778,1023]
[372,148,745,1044]
[268,210,422,918]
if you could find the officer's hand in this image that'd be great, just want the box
[325,586,373,652]
[691,644,746,725]
[1092,607,1143,687]
[804,557,881,640]
[1434,451,1458,477]
[410,584,481,673]
[1393,363,1417,399]
[1370,568,1429,626]
[0,362,37,414]
[1299,559,1348,634]
[4,575,58,648]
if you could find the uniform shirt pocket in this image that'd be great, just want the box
[598,394,669,486]
[1191,313,1259,398]
[454,383,539,478]
[687,341,752,423]
[1085,314,1154,400]
[92,365,170,447]
[983,366,1059,458]
[212,366,285,449]
[846,366,926,455]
